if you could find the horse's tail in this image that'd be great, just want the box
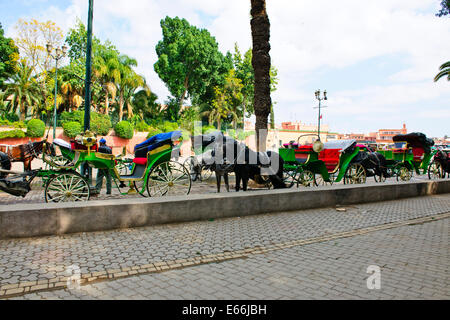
[0,151,11,178]
[266,151,287,189]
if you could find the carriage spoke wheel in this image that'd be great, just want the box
[315,174,332,186]
[299,170,316,187]
[146,161,191,197]
[133,179,148,197]
[396,166,413,181]
[428,161,442,180]
[344,163,366,184]
[45,172,90,203]
[283,169,298,188]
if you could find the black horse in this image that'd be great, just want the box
[192,133,286,192]
[352,150,388,181]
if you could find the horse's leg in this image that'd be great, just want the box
[235,169,241,192]
[216,172,221,193]
[224,172,229,192]
[242,168,249,191]
[24,159,31,172]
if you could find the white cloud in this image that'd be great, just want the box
[4,0,450,136]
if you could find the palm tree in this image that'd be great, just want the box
[434,61,450,82]
[116,55,148,121]
[250,0,271,151]
[93,47,121,115]
[4,62,41,121]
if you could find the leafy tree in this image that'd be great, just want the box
[250,0,272,151]
[233,44,278,128]
[154,16,231,108]
[436,0,450,17]
[4,61,41,120]
[434,61,450,82]
[0,23,19,87]
[14,19,64,74]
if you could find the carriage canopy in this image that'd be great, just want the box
[393,132,434,153]
[134,131,182,153]
[323,139,356,152]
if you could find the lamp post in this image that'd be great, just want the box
[314,89,327,141]
[46,44,67,139]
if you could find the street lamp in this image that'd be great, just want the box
[314,89,328,141]
[47,44,67,139]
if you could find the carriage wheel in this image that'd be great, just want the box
[183,156,198,182]
[315,174,332,186]
[133,180,148,197]
[146,161,191,197]
[45,172,90,203]
[116,161,132,176]
[428,161,442,180]
[298,170,316,187]
[396,166,413,182]
[45,155,71,169]
[344,163,366,184]
[283,169,298,188]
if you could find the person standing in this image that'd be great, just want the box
[96,138,112,195]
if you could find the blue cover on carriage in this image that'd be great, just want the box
[134,131,182,153]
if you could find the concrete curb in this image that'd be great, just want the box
[1,179,450,239]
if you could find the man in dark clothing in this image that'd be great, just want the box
[96,138,112,195]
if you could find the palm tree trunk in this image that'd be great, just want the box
[119,93,124,121]
[104,91,109,115]
[250,0,271,152]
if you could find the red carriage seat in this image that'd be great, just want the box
[70,141,98,152]
[133,157,147,166]
[412,147,424,162]
[318,149,340,172]
[294,145,313,163]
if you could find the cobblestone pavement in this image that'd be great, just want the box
[1,194,449,299]
[12,217,449,300]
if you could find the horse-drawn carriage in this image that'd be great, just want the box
[428,147,450,179]
[0,131,191,202]
[376,132,435,181]
[279,136,374,187]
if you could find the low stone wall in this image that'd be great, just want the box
[1,180,449,239]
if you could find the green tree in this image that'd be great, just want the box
[4,61,41,120]
[250,0,272,151]
[434,61,450,82]
[233,44,278,128]
[154,16,231,108]
[0,23,19,87]
[116,55,148,121]
[436,0,450,17]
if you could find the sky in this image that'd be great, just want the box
[1,0,449,137]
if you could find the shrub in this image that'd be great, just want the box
[114,121,134,139]
[63,121,83,138]
[0,129,26,139]
[13,121,26,129]
[135,120,150,132]
[60,111,112,136]
[91,112,112,136]
[26,119,46,137]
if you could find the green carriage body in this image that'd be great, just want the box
[42,132,189,201]
[279,139,361,185]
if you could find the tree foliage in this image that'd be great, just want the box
[436,0,450,17]
[0,23,19,87]
[154,16,232,108]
